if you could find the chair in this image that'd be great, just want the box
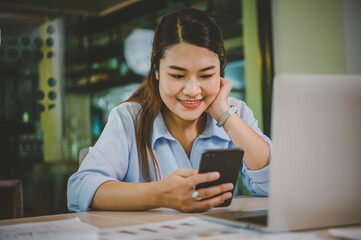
[0,180,23,219]
[78,147,89,165]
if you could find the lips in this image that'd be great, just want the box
[177,98,204,108]
[180,100,201,104]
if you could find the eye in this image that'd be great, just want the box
[200,75,213,79]
[170,74,184,79]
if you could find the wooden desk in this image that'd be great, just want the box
[0,197,357,239]
[0,196,266,228]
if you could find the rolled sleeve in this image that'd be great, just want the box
[67,105,136,212]
[67,146,122,212]
[68,173,116,212]
[242,162,270,196]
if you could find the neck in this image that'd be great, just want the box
[163,110,207,158]
[163,110,207,136]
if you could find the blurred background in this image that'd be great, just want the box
[1,0,358,218]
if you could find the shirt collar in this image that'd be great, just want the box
[151,112,176,148]
[151,112,231,148]
[198,113,231,141]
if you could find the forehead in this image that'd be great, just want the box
[161,43,219,69]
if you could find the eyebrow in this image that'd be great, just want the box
[167,65,216,72]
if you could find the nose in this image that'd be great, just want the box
[183,76,201,97]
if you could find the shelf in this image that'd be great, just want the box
[65,68,118,79]
[0,121,35,134]
[0,60,40,77]
[65,74,143,94]
[63,0,166,95]
[65,0,165,35]
[65,43,123,65]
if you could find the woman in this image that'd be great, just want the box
[67,8,271,213]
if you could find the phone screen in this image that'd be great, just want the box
[195,148,244,207]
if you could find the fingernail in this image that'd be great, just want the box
[210,172,220,178]
[226,183,233,190]
[225,192,232,199]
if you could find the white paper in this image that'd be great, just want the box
[98,217,324,240]
[98,216,259,240]
[0,217,98,240]
[329,227,361,240]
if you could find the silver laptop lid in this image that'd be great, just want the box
[269,74,361,232]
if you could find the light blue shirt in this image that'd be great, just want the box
[67,97,272,212]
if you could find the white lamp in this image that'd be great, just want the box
[123,28,154,76]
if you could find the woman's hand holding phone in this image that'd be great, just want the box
[196,149,244,207]
[157,168,234,213]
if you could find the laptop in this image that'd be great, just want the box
[201,74,361,232]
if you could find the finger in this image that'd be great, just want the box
[174,168,198,178]
[219,78,232,96]
[220,77,230,86]
[208,191,233,207]
[190,192,233,212]
[190,171,220,186]
[197,183,234,199]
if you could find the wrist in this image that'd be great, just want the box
[148,181,163,208]
[213,104,230,122]
[216,105,238,127]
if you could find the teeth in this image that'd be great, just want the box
[182,100,200,104]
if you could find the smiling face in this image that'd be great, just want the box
[157,43,221,124]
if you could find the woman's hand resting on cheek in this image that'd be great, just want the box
[206,77,233,122]
[157,169,234,213]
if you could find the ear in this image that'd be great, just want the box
[155,69,159,80]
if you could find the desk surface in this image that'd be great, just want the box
[0,196,267,228]
[0,196,358,239]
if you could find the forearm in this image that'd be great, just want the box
[91,181,161,210]
[223,114,270,170]
[90,169,234,213]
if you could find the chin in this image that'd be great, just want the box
[178,111,205,121]
[181,116,201,121]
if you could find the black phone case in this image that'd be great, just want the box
[195,148,244,207]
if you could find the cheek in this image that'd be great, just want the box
[206,79,221,97]
[159,78,180,98]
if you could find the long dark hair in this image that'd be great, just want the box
[127,8,227,182]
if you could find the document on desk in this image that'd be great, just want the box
[98,217,321,240]
[329,227,361,240]
[0,217,98,240]
[98,216,256,239]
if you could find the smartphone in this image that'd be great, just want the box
[195,148,244,207]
